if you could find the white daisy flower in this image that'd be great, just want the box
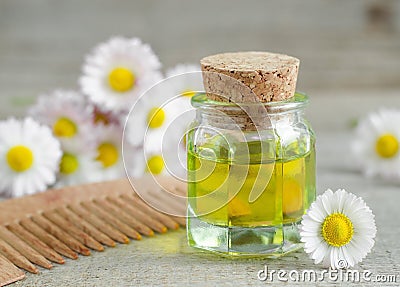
[128,153,166,178]
[124,80,182,147]
[94,124,126,181]
[165,63,202,122]
[166,64,201,116]
[0,118,62,197]
[56,139,102,187]
[165,63,203,98]
[300,189,376,269]
[352,108,400,179]
[127,137,167,177]
[80,37,162,112]
[29,90,94,145]
[123,66,201,179]
[124,93,187,178]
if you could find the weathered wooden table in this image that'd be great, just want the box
[7,131,398,286]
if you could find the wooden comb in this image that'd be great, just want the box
[0,176,187,286]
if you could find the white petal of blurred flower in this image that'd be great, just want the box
[352,108,400,179]
[300,189,376,269]
[163,64,202,178]
[0,118,62,197]
[124,130,183,178]
[124,81,182,147]
[166,64,201,77]
[80,37,162,112]
[165,63,202,119]
[165,64,203,95]
[127,144,166,178]
[94,124,126,181]
[56,139,102,187]
[123,64,203,179]
[28,89,95,147]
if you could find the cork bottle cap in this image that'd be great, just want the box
[201,51,300,103]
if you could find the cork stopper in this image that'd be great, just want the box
[200,51,300,103]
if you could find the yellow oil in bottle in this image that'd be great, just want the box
[187,137,316,255]
[188,147,315,225]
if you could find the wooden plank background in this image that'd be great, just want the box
[0,0,399,126]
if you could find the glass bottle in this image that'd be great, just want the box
[186,92,316,257]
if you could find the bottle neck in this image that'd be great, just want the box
[191,92,309,131]
[196,106,305,131]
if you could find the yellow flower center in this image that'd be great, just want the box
[147,107,165,129]
[60,153,79,174]
[146,155,164,174]
[321,213,354,247]
[7,145,34,172]
[97,143,119,168]
[108,67,135,92]
[181,90,196,98]
[53,117,77,137]
[375,133,399,158]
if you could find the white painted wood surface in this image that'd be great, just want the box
[8,132,400,286]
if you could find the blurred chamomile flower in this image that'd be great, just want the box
[159,111,190,179]
[125,124,185,178]
[94,124,126,181]
[0,118,62,197]
[124,82,182,147]
[29,90,94,144]
[127,136,167,177]
[352,108,400,179]
[164,63,200,146]
[57,139,102,187]
[165,63,203,100]
[80,37,162,112]
[300,189,376,269]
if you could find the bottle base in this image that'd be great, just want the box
[187,215,303,258]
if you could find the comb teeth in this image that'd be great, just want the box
[0,253,25,285]
[0,176,186,283]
